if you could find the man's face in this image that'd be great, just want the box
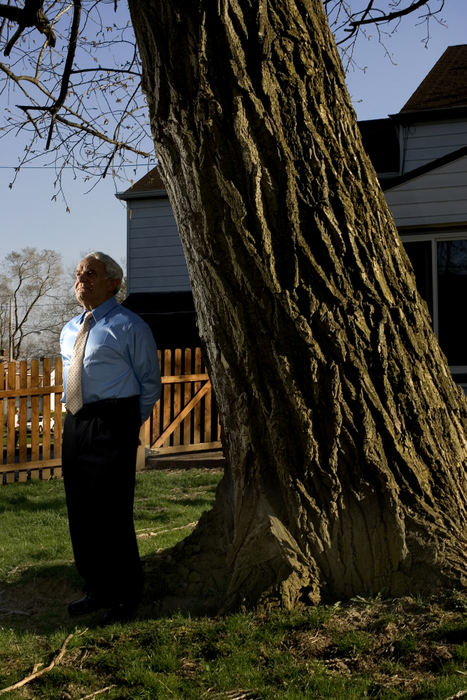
[75,257,119,310]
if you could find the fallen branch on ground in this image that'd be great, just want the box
[0,630,82,695]
[79,685,117,699]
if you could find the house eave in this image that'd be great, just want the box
[116,188,167,202]
[390,105,467,124]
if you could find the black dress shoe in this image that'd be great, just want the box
[102,601,137,626]
[68,593,103,617]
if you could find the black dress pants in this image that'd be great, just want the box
[62,396,142,605]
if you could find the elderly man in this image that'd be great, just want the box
[60,251,161,624]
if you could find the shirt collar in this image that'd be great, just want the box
[79,296,118,324]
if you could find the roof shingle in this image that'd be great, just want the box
[401,44,467,112]
[125,167,165,192]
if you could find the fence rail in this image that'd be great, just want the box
[2,349,221,484]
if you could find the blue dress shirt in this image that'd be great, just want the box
[60,297,161,422]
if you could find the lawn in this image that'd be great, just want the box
[0,469,465,699]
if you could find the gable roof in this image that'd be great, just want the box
[401,44,467,112]
[116,167,166,201]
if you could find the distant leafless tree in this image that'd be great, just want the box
[0,247,78,359]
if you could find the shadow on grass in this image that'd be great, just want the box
[0,492,66,515]
[0,563,84,634]
[171,496,217,509]
[0,552,190,634]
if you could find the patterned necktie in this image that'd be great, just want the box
[66,312,92,415]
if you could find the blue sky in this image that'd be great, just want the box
[0,0,465,275]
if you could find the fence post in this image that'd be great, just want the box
[136,419,150,472]
[30,360,40,463]
[54,357,63,464]
[5,362,17,481]
[18,361,28,465]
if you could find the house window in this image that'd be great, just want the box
[402,234,467,387]
[403,240,433,318]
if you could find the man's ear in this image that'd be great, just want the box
[110,278,121,295]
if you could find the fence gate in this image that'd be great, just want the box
[148,347,222,455]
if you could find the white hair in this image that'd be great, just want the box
[85,251,123,293]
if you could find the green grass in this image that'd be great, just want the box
[0,469,465,699]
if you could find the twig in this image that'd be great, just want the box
[349,0,436,28]
[0,632,75,695]
[79,686,117,700]
[136,521,198,538]
[445,690,467,700]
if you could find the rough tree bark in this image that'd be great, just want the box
[129,0,467,611]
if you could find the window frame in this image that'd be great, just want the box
[400,228,467,377]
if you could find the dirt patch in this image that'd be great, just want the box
[286,593,466,695]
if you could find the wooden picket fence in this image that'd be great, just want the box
[1,357,63,484]
[1,349,221,485]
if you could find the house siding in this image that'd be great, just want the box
[126,197,191,293]
[402,119,467,172]
[385,154,467,228]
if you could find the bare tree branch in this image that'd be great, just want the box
[0,0,441,193]
[0,1,154,192]
[1,0,56,57]
[326,0,444,64]
[349,0,442,28]
[46,0,81,147]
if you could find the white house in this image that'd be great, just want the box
[117,168,198,347]
[118,45,467,389]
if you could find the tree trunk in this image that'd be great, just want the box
[129,0,467,611]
